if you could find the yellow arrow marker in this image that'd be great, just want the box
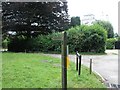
[66,56,70,68]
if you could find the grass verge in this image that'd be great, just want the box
[2,52,106,88]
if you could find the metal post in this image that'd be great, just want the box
[90,59,92,74]
[76,55,78,71]
[62,31,67,89]
[78,55,81,76]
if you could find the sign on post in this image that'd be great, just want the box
[61,31,67,89]
[53,31,68,88]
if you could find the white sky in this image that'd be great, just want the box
[67,0,120,33]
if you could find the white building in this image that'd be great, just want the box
[81,14,96,25]
[100,12,109,21]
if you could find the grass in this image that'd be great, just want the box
[2,52,106,88]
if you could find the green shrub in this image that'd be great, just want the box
[2,37,10,49]
[118,36,120,41]
[8,24,107,53]
[67,26,84,52]
[106,38,117,49]
[8,35,28,52]
[2,39,8,49]
[30,32,62,53]
[67,24,107,53]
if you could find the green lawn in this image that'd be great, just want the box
[2,52,106,88]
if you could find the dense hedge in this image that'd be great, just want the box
[8,33,62,53]
[115,36,120,49]
[67,25,107,53]
[8,24,107,53]
[2,39,8,49]
[106,38,117,49]
[115,41,120,49]
[8,35,28,52]
[31,33,62,53]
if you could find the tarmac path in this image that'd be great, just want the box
[45,50,119,88]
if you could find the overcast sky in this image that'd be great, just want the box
[67,0,120,33]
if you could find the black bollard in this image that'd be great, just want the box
[78,55,81,76]
[90,59,92,74]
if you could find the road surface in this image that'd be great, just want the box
[46,50,119,88]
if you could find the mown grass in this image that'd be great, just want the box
[2,52,106,88]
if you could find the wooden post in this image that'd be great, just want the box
[90,59,92,74]
[78,55,81,76]
[61,31,67,89]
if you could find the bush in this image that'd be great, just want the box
[8,35,28,52]
[114,36,120,49]
[2,39,9,49]
[115,41,120,49]
[8,24,107,53]
[118,36,120,41]
[106,38,117,49]
[32,34,61,53]
[67,24,107,53]
[8,33,62,53]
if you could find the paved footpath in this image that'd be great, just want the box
[46,50,119,88]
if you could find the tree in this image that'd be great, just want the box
[2,1,70,37]
[2,1,70,52]
[70,16,81,27]
[114,33,119,38]
[93,20,114,38]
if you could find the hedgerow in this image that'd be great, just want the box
[8,24,107,53]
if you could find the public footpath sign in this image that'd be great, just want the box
[62,32,70,88]
[53,31,69,88]
[61,31,67,89]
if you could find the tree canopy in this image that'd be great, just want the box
[2,2,70,38]
[93,20,114,38]
[70,16,81,27]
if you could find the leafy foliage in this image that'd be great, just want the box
[114,33,119,38]
[8,24,107,53]
[8,33,62,53]
[2,36,10,49]
[114,36,120,49]
[93,20,114,38]
[67,24,107,53]
[70,16,81,27]
[2,2,69,37]
[106,38,117,49]
[118,36,120,41]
